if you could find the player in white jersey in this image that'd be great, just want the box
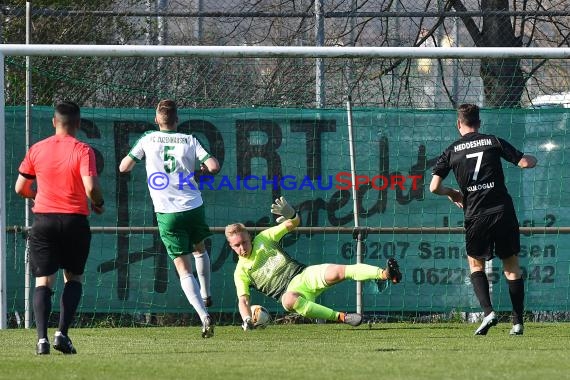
[119,99,220,338]
[128,128,210,213]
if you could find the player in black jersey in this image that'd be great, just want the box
[430,103,537,336]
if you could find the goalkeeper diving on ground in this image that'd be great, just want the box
[225,196,402,330]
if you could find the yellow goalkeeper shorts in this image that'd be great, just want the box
[285,264,331,301]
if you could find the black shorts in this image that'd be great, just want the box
[464,210,520,261]
[28,213,91,277]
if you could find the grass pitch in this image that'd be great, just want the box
[0,322,569,380]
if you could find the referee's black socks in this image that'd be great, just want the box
[34,286,53,340]
[58,281,83,336]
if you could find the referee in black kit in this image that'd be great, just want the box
[429,103,537,336]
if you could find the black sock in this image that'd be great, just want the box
[33,286,53,340]
[58,281,82,336]
[507,278,525,325]
[470,271,493,316]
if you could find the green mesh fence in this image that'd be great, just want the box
[2,1,570,326]
[2,1,570,109]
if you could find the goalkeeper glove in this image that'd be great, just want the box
[270,196,296,223]
[242,317,255,331]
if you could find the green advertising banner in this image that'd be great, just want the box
[5,106,569,315]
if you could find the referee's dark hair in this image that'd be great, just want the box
[54,101,81,126]
[457,103,480,127]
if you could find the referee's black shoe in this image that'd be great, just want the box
[53,333,77,354]
[36,339,50,355]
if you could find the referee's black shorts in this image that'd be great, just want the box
[28,213,92,277]
[464,210,520,261]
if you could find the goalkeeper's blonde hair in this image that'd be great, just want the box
[224,223,248,240]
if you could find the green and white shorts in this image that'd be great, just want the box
[156,205,212,260]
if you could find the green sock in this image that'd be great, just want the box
[344,263,382,281]
[293,296,339,321]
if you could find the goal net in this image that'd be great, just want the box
[2,44,569,328]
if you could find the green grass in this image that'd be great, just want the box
[1,322,569,380]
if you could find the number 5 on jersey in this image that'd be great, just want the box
[163,145,176,173]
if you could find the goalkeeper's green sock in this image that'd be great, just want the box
[292,296,338,322]
[344,263,382,281]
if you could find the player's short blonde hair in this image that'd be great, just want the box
[156,99,178,126]
[224,223,248,240]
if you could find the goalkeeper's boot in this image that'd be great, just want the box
[36,338,50,355]
[53,332,77,354]
[385,258,402,284]
[509,323,524,336]
[202,296,213,308]
[343,313,362,327]
[474,311,498,336]
[201,315,215,338]
[376,258,403,292]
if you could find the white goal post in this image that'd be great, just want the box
[1,45,570,58]
[2,45,570,329]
